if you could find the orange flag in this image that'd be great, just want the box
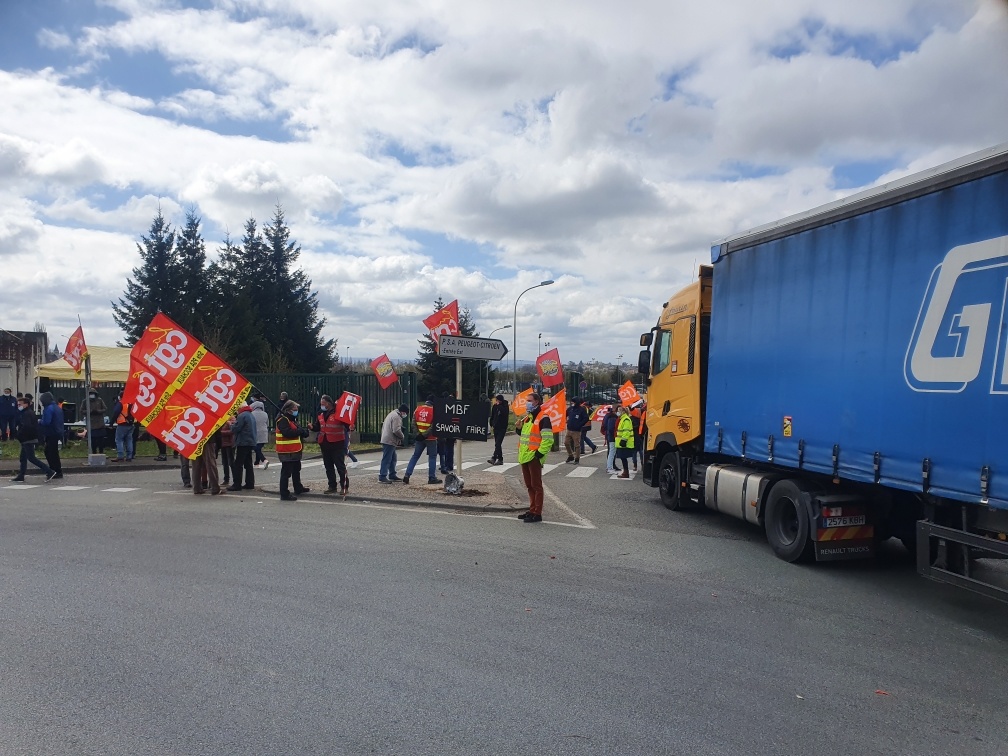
[540,388,567,432]
[618,380,643,407]
[511,387,533,417]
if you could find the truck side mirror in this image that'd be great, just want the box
[638,349,651,379]
[639,332,653,347]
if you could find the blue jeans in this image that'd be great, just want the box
[405,437,437,480]
[344,438,357,463]
[115,424,134,460]
[379,444,399,480]
[580,428,597,454]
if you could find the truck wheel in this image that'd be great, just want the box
[658,451,682,511]
[764,479,814,563]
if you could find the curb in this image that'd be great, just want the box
[253,487,525,514]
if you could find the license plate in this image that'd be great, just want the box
[824,515,865,527]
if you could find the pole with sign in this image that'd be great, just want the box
[437,335,509,474]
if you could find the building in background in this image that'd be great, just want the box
[0,329,48,396]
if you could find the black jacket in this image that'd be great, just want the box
[490,401,510,435]
[15,408,39,443]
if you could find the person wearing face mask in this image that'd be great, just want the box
[310,394,350,495]
[602,406,619,474]
[0,388,16,441]
[277,400,311,501]
[10,395,57,482]
[614,405,636,479]
[378,404,409,483]
[86,390,108,455]
[515,392,553,523]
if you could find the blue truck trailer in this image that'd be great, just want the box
[637,144,1008,601]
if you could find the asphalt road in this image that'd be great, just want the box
[1,444,1006,755]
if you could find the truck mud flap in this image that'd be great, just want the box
[814,540,874,561]
[917,520,1008,603]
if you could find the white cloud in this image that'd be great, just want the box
[0,0,1006,365]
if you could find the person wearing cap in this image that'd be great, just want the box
[276,400,311,501]
[378,404,409,483]
[403,396,441,485]
[516,392,553,523]
[487,394,509,465]
[311,394,350,495]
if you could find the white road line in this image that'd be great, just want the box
[566,466,595,478]
[541,481,595,529]
[461,461,484,469]
[486,462,519,473]
[102,487,140,493]
[4,484,41,489]
[541,463,564,476]
[52,486,91,491]
[300,460,325,469]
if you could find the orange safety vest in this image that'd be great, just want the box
[414,404,435,439]
[275,416,303,454]
[116,402,135,425]
[317,410,347,444]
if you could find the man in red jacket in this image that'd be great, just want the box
[402,397,441,485]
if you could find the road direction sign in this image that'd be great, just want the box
[438,335,509,361]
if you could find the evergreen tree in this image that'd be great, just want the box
[261,204,334,372]
[174,208,207,337]
[205,232,268,373]
[416,299,489,398]
[112,209,178,345]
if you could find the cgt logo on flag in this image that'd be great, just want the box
[536,348,564,388]
[422,300,460,353]
[370,353,399,390]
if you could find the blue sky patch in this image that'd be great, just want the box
[768,18,921,67]
[831,156,902,189]
[405,229,497,270]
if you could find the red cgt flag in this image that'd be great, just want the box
[422,300,460,353]
[62,326,88,376]
[535,347,564,388]
[122,313,251,459]
[370,353,399,389]
[333,391,362,428]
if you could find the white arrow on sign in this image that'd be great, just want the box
[438,335,510,361]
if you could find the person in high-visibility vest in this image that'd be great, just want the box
[275,400,310,501]
[516,392,553,523]
[614,405,636,478]
[403,397,441,485]
[310,394,350,495]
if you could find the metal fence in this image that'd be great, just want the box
[245,372,418,442]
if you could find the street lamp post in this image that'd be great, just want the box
[616,353,623,384]
[513,280,554,396]
[487,324,512,396]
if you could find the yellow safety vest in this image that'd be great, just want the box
[275,416,303,454]
[517,410,553,464]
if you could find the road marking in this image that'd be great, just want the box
[4,484,41,489]
[566,466,595,478]
[542,463,563,475]
[486,462,519,473]
[52,486,91,491]
[102,487,140,493]
[461,461,484,469]
[541,481,595,529]
[301,460,325,469]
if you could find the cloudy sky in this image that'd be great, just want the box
[2,0,1007,369]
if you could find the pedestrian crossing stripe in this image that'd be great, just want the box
[541,463,563,475]
[4,484,41,489]
[486,462,519,473]
[461,461,483,469]
[102,487,140,492]
[53,486,90,491]
[566,466,595,478]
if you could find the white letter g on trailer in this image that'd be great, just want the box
[905,235,1008,393]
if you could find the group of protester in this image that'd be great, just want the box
[3,389,65,482]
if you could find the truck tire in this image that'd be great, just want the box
[658,451,682,510]
[764,479,815,563]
